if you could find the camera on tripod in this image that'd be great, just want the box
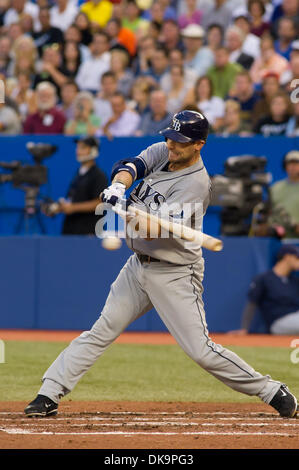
[0,142,57,234]
[209,155,272,236]
[0,142,57,188]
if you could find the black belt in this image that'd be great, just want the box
[137,254,161,263]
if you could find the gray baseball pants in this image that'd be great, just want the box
[39,254,281,404]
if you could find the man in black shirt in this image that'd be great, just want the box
[48,137,108,235]
[33,6,64,57]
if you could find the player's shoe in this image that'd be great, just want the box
[24,394,58,418]
[269,385,297,418]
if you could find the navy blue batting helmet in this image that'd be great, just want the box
[160,110,209,143]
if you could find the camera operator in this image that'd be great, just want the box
[46,136,108,235]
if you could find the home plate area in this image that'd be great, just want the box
[0,402,299,449]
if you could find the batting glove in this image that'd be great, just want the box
[101,182,126,206]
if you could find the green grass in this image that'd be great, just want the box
[0,341,298,402]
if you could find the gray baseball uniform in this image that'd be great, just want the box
[39,142,281,405]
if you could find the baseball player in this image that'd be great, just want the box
[25,110,297,418]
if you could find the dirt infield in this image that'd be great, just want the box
[1,330,298,449]
[0,330,297,347]
[1,401,299,449]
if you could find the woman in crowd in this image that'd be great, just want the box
[161,64,191,114]
[129,78,151,118]
[8,72,37,121]
[216,99,252,136]
[62,40,82,80]
[248,0,270,37]
[250,35,289,85]
[184,75,225,130]
[206,24,224,54]
[254,91,293,136]
[178,0,202,29]
[251,72,281,126]
[74,11,93,46]
[64,91,101,136]
[9,35,38,79]
[110,48,135,98]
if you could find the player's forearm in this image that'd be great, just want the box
[112,170,134,189]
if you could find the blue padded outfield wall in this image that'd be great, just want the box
[0,235,296,333]
[0,135,298,332]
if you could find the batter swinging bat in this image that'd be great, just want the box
[112,203,223,252]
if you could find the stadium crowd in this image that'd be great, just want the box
[0,0,298,137]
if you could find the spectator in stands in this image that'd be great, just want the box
[225,25,254,70]
[3,0,39,32]
[19,13,34,35]
[250,35,289,86]
[129,78,151,118]
[105,18,137,57]
[254,91,292,136]
[159,19,184,54]
[8,34,37,79]
[280,40,299,92]
[271,0,299,39]
[32,6,64,57]
[269,150,299,239]
[201,0,233,32]
[33,44,67,96]
[206,24,224,54]
[251,72,281,126]
[80,0,113,29]
[162,64,191,114]
[161,48,197,91]
[73,12,93,46]
[64,91,101,136]
[48,136,108,236]
[75,31,111,93]
[132,34,156,77]
[143,0,177,24]
[94,71,117,127]
[110,48,134,98]
[50,0,78,33]
[229,71,260,125]
[122,0,149,38]
[274,17,297,61]
[0,101,21,134]
[184,75,225,130]
[207,46,243,99]
[0,0,10,27]
[142,45,169,87]
[9,71,37,121]
[178,0,202,29]
[232,245,299,335]
[64,24,91,63]
[181,24,214,77]
[61,41,82,82]
[248,0,270,38]
[216,99,252,136]
[286,101,299,137]
[233,12,261,59]
[58,80,78,121]
[100,91,140,139]
[0,34,12,74]
[23,81,66,134]
[136,88,172,136]
[7,21,23,43]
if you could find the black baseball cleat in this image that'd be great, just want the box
[269,385,298,418]
[24,394,58,418]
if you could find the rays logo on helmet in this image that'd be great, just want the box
[172,118,181,131]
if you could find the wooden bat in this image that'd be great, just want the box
[112,204,223,252]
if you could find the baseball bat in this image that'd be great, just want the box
[113,204,223,252]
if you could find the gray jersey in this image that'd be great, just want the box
[126,142,211,265]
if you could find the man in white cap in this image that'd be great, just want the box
[181,24,214,76]
[269,150,299,238]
